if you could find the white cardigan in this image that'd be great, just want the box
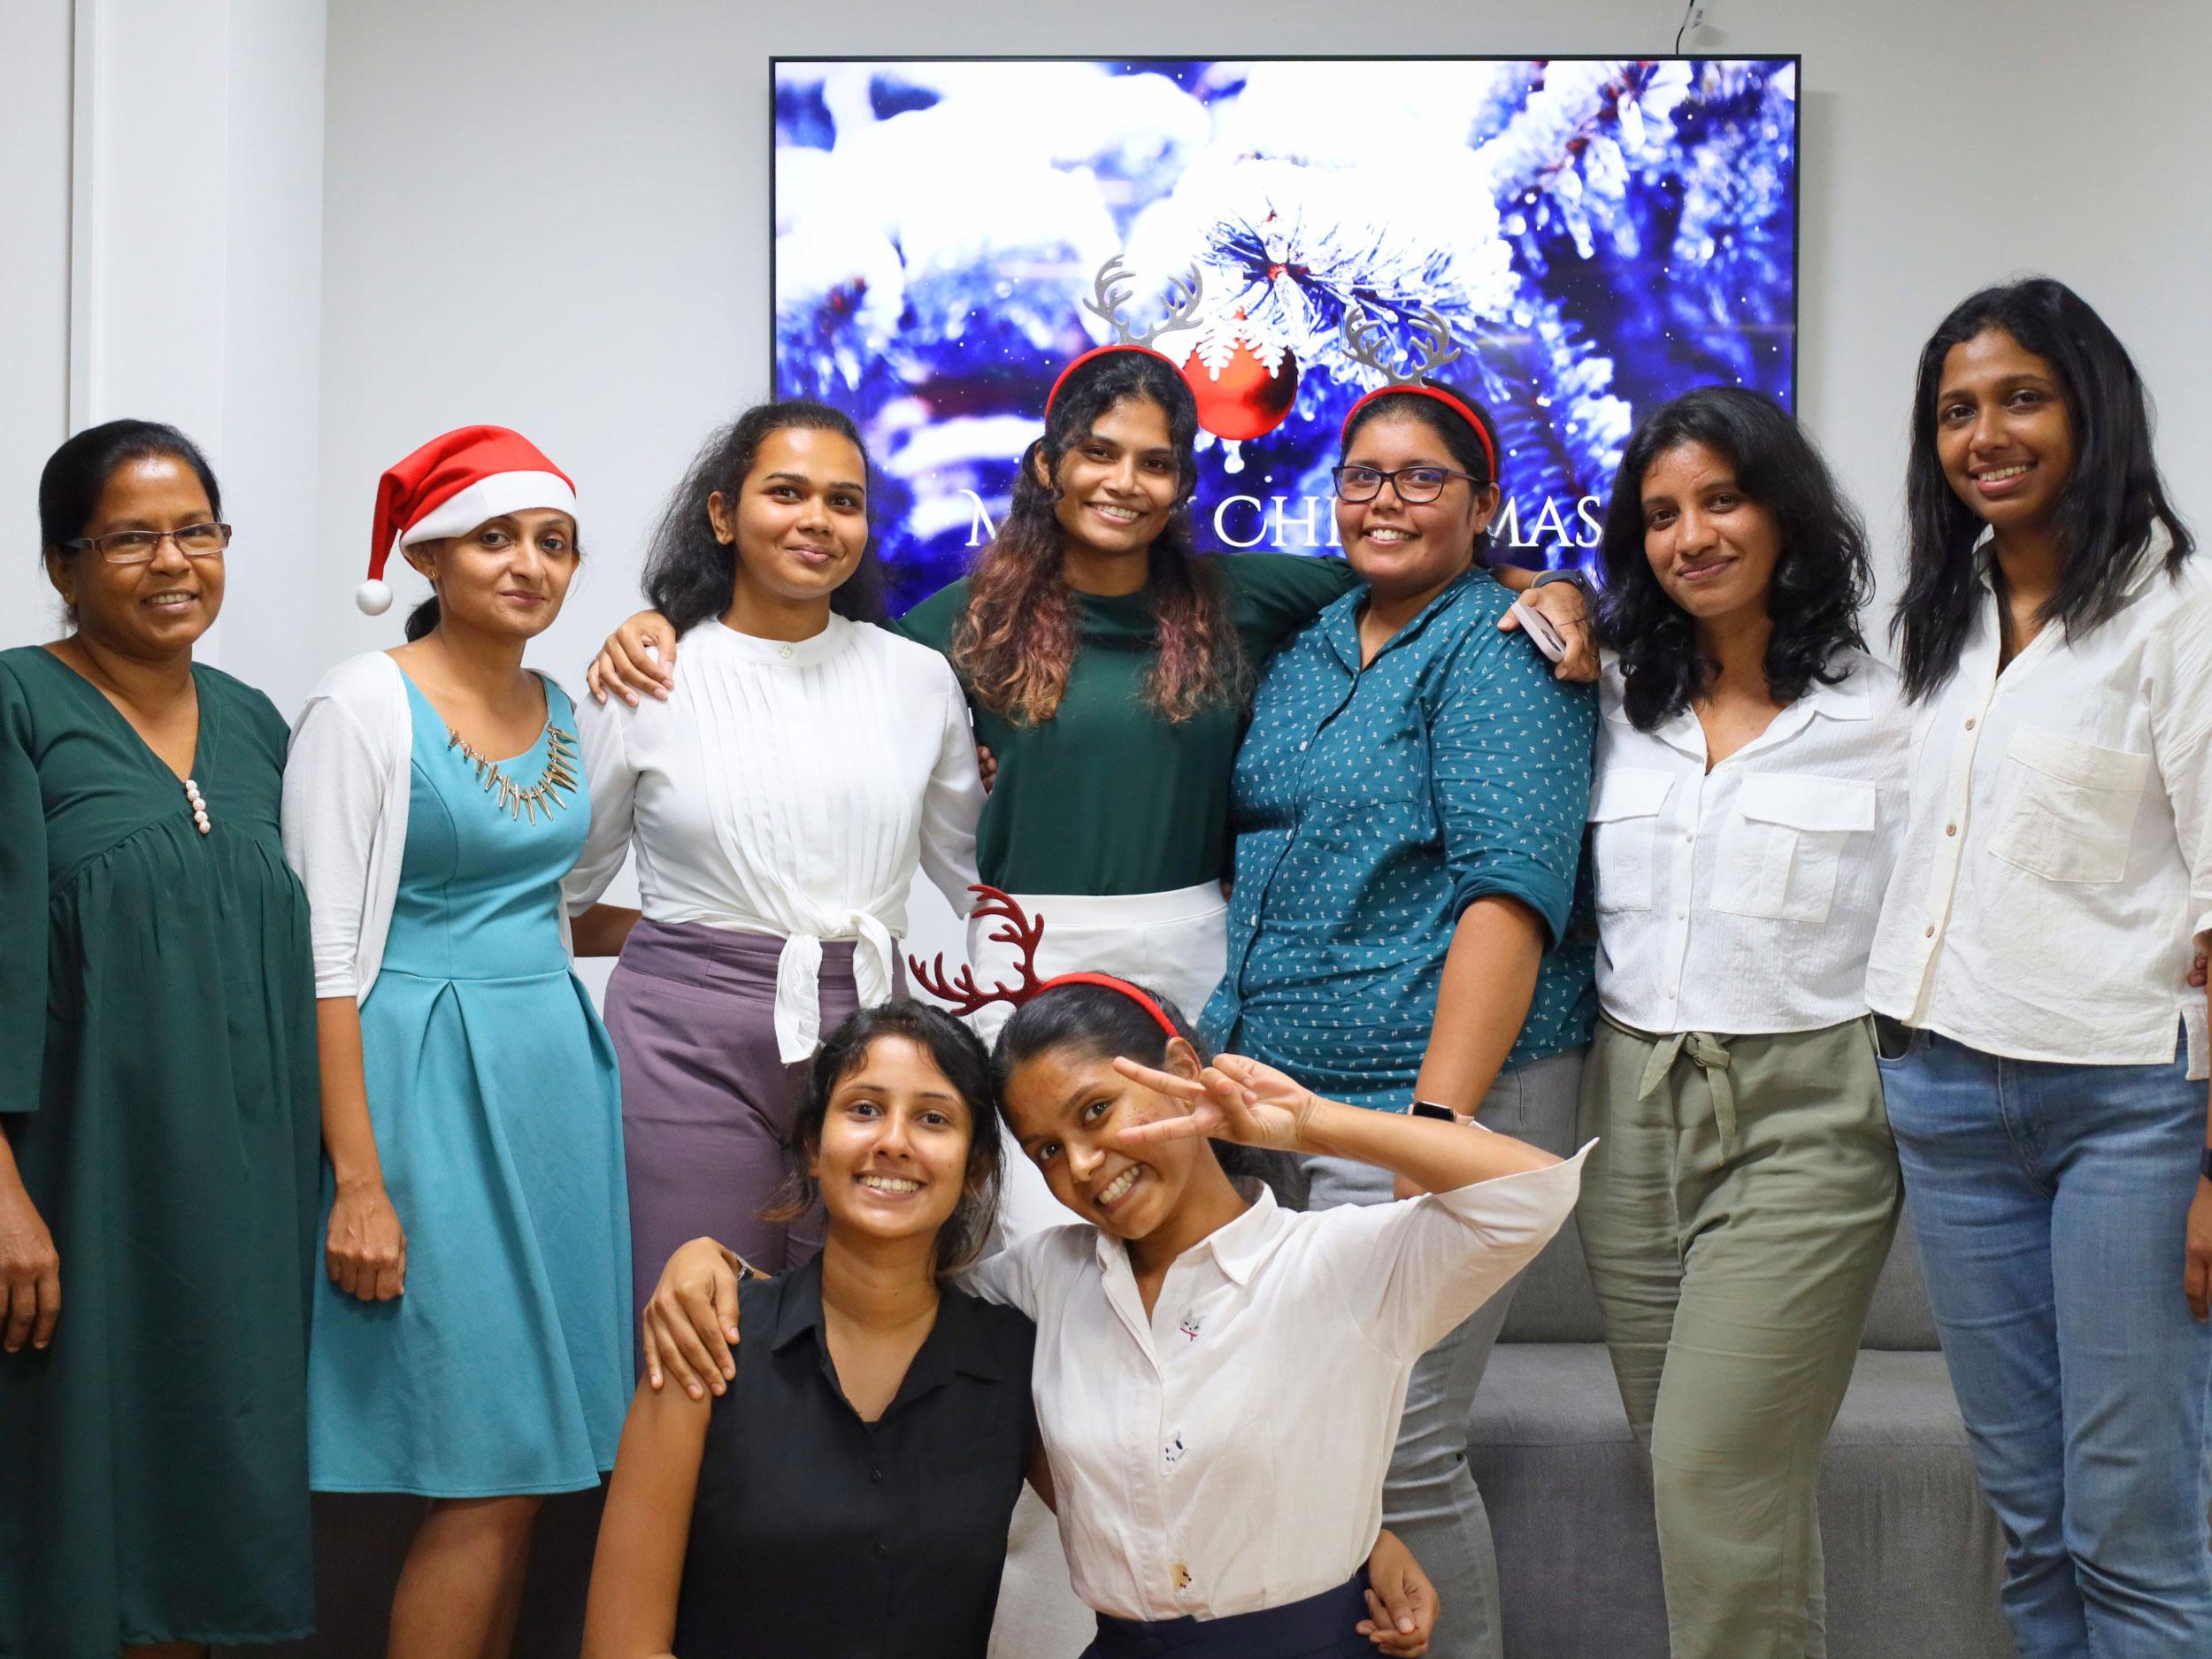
[281,650,572,1003]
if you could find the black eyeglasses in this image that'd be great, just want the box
[62,524,233,565]
[1331,465,1483,504]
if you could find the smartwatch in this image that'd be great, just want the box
[1532,567,1593,600]
[1410,1100,1459,1124]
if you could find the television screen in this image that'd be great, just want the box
[772,57,1800,611]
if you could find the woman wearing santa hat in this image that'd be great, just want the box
[559,400,987,1335]
[281,426,634,1659]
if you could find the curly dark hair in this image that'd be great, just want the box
[765,999,1002,1279]
[641,400,884,635]
[1594,387,1870,730]
[995,979,1306,1210]
[953,349,1246,726]
[1892,277,2193,702]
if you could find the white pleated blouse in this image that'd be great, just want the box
[564,615,983,1060]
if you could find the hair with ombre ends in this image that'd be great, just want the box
[953,351,1245,726]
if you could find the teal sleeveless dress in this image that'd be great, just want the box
[306,672,630,1495]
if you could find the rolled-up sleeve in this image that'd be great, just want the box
[0,669,49,1116]
[1321,1143,1592,1363]
[1432,639,1596,947]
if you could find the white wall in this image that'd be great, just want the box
[0,0,326,672]
[0,1,74,643]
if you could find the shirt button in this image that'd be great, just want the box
[1964,718,1977,730]
[1946,823,1958,836]
[1674,909,1686,920]
[875,1540,889,1559]
[870,1466,885,1485]
[1924,925,1936,939]
[777,643,793,660]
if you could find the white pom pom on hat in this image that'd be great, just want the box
[360,426,577,616]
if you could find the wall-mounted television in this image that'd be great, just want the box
[772,56,1800,610]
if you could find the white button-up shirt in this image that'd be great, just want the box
[1866,535,2212,1077]
[964,1152,1587,1621]
[1587,649,1910,1034]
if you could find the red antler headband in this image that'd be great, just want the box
[1043,256,1205,419]
[1338,303,1496,478]
[907,887,1181,1042]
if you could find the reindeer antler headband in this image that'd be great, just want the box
[907,886,1181,1041]
[1044,256,1205,418]
[1338,302,1496,478]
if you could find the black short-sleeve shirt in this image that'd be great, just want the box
[673,1256,1039,1658]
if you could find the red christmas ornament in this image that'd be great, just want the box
[1177,310,1299,442]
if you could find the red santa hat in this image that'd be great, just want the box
[358,425,577,615]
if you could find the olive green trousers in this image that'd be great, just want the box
[1577,1012,1902,1659]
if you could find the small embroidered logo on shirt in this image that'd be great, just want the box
[1172,1561,1194,1592]
[1164,1433,1186,1469]
[1178,1311,1202,1342]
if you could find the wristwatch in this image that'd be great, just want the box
[1532,567,1593,600]
[1410,1100,1459,1124]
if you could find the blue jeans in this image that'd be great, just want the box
[1880,1027,2212,1657]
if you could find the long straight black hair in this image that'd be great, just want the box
[1594,387,1870,730]
[1892,278,2193,701]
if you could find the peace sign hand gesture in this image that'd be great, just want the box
[1110,1051,1321,1153]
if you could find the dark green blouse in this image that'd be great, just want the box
[890,553,1357,895]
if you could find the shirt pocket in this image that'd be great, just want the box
[1985,726,2150,884]
[1711,773,1878,924]
[1587,767,1673,913]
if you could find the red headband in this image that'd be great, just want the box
[1044,343,1177,418]
[1341,384,1498,479]
[907,887,1182,1042]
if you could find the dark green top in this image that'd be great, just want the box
[0,648,320,1654]
[890,553,1358,895]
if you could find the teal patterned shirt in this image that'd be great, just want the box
[1200,567,1597,1111]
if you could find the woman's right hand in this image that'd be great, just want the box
[586,611,680,706]
[326,1179,407,1302]
[641,1237,755,1400]
[0,1182,61,1354]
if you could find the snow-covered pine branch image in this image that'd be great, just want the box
[772,57,1798,611]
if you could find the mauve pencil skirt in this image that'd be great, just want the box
[603,920,874,1360]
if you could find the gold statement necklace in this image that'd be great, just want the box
[445,721,580,823]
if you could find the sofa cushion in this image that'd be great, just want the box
[1467,1344,2008,1656]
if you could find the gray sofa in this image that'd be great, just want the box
[1467,1202,2015,1656]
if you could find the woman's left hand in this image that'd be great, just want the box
[1357,1526,1438,1656]
[1110,1051,1319,1151]
[2187,1179,2212,1322]
[1499,579,1599,682]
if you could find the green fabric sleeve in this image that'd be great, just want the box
[1429,632,1595,949]
[1220,553,1359,664]
[887,580,966,659]
[0,666,48,1115]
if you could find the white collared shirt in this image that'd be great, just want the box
[963,1152,1588,1622]
[564,615,983,1060]
[1867,534,2212,1076]
[1587,649,1910,1034]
